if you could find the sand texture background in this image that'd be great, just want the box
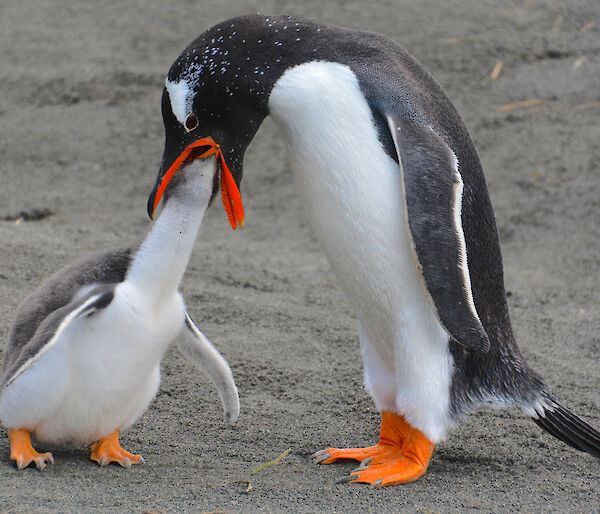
[1,0,599,512]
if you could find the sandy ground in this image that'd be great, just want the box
[1,0,599,512]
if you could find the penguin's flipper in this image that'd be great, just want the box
[177,312,240,423]
[1,287,115,389]
[2,246,134,382]
[387,116,490,352]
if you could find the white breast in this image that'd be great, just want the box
[269,61,455,442]
[0,283,184,445]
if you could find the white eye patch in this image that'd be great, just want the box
[165,78,193,126]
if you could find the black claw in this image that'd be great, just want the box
[370,478,383,489]
[313,452,331,464]
[337,475,357,484]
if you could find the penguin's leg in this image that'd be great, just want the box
[89,430,145,468]
[8,429,54,470]
[313,320,397,464]
[314,319,441,485]
[315,411,434,486]
[358,319,397,413]
[313,319,395,460]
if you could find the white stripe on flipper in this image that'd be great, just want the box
[387,115,417,256]
[4,293,103,388]
[449,153,483,326]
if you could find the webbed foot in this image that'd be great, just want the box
[8,428,54,471]
[89,430,145,468]
[314,411,434,487]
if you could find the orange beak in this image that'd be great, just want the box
[150,137,245,230]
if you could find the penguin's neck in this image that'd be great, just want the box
[126,161,214,299]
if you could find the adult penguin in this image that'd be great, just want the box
[148,14,600,486]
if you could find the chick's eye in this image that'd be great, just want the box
[185,112,198,131]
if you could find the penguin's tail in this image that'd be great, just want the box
[532,391,600,458]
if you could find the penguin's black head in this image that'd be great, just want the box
[147,76,253,229]
[147,80,248,229]
[147,15,289,226]
[148,14,331,225]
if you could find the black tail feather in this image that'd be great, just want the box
[532,392,600,458]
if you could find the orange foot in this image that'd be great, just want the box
[89,430,145,468]
[8,429,54,471]
[313,411,434,487]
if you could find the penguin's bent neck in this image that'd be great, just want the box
[126,159,216,299]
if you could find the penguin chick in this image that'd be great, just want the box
[149,14,600,486]
[0,142,242,470]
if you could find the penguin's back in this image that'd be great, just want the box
[2,246,136,384]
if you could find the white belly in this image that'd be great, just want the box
[269,61,455,442]
[0,283,184,444]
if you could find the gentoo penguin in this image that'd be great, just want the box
[149,14,600,486]
[1,142,242,470]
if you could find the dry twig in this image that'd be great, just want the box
[580,21,596,33]
[573,101,600,111]
[499,99,544,112]
[218,448,293,494]
[490,60,504,80]
[251,448,293,475]
[572,56,587,70]
[553,14,564,32]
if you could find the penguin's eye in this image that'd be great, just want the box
[185,112,198,132]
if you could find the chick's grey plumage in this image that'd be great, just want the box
[1,247,134,389]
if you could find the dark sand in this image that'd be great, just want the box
[1,0,599,512]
